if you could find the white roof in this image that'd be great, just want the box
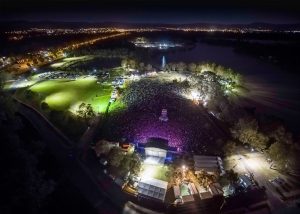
[144,156,165,165]
[138,177,168,201]
[193,155,223,174]
[140,177,168,189]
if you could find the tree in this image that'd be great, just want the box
[196,170,216,190]
[41,102,50,111]
[194,71,224,111]
[76,103,95,123]
[188,63,197,72]
[215,65,225,76]
[122,152,141,176]
[177,62,187,72]
[223,141,238,156]
[170,63,177,71]
[107,147,124,167]
[226,169,239,184]
[269,126,293,145]
[268,141,289,170]
[130,152,142,175]
[24,90,36,99]
[94,140,115,156]
[145,64,152,71]
[0,118,55,213]
[163,64,170,71]
[265,124,297,171]
[138,62,145,71]
[121,59,128,69]
[129,59,137,69]
[286,146,299,172]
[195,63,203,73]
[251,132,269,151]
[231,117,269,151]
[119,153,132,175]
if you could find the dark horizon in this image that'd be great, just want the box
[1,0,300,24]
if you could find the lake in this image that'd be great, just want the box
[150,41,300,131]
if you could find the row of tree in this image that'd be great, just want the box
[0,73,56,213]
[228,117,299,171]
[230,117,269,151]
[120,58,242,87]
[94,140,141,176]
[164,62,242,85]
[121,58,154,72]
[76,103,96,124]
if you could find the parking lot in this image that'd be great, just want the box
[225,150,300,211]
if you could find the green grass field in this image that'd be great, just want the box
[28,76,124,114]
[141,164,170,182]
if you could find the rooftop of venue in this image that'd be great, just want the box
[145,137,169,150]
[138,177,168,201]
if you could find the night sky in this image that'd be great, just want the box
[1,0,300,24]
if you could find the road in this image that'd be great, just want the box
[15,99,125,213]
[78,100,111,158]
[230,151,287,212]
[78,116,101,149]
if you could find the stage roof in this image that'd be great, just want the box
[145,137,169,150]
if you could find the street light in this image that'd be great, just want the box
[246,158,260,170]
[191,90,199,100]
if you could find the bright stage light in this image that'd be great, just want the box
[245,158,260,170]
[191,90,199,99]
[140,166,155,179]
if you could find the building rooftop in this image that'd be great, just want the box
[193,155,225,175]
[138,177,168,201]
[145,137,169,150]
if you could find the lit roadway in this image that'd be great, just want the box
[7,32,128,74]
[234,152,287,211]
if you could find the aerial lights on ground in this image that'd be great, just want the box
[140,166,155,179]
[186,90,210,107]
[191,90,200,100]
[129,74,140,81]
[244,156,260,170]
[181,165,188,171]
[9,78,37,89]
[190,90,201,105]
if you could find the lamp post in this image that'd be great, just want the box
[182,165,188,180]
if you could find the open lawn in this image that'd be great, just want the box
[141,163,170,182]
[28,76,124,114]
